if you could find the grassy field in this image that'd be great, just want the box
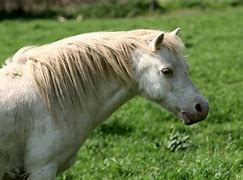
[0,7,243,180]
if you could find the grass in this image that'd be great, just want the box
[0,6,243,179]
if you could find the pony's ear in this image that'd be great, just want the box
[150,32,164,51]
[171,28,181,36]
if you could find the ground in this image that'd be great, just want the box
[0,6,242,180]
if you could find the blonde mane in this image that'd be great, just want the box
[8,29,184,118]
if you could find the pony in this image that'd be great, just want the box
[0,28,209,179]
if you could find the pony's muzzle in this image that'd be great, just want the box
[181,98,209,125]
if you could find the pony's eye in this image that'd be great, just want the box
[161,68,173,76]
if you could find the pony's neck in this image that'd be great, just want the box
[88,78,137,128]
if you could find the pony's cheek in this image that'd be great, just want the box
[139,81,166,101]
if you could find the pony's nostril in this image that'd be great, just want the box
[195,103,203,113]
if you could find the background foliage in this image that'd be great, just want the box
[0,2,242,180]
[0,0,243,18]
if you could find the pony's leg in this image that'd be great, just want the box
[27,163,57,180]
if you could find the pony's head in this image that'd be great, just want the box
[132,28,209,125]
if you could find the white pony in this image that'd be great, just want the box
[0,28,209,179]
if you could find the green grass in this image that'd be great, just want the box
[0,7,243,179]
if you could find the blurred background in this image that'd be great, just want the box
[0,0,243,19]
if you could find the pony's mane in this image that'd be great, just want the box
[8,29,184,118]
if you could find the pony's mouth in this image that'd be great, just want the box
[180,112,196,125]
